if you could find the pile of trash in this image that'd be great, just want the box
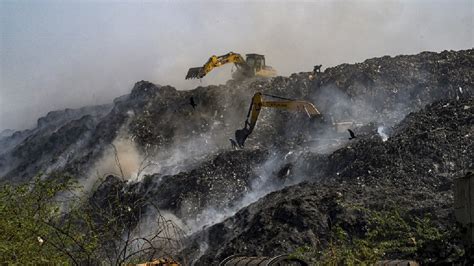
[1,49,472,183]
[186,96,473,264]
[130,149,269,220]
[0,49,472,263]
[0,104,111,181]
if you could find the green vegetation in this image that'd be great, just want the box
[0,175,183,264]
[0,175,463,265]
[0,175,94,264]
[291,207,462,265]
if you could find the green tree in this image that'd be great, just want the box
[0,174,184,265]
[0,175,93,263]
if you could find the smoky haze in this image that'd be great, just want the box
[0,0,472,131]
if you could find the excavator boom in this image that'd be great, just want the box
[262,101,320,117]
[235,93,320,148]
[185,52,247,79]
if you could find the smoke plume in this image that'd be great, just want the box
[1,1,472,131]
[89,137,143,181]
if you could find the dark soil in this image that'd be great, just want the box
[1,49,472,264]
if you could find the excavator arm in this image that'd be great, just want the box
[235,92,320,148]
[186,52,247,79]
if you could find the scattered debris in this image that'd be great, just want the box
[1,49,473,264]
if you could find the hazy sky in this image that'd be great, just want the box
[1,0,472,131]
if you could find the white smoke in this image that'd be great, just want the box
[124,208,186,260]
[184,150,305,234]
[377,126,389,142]
[89,137,142,180]
[2,1,472,131]
[138,133,221,181]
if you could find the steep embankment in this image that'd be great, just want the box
[0,105,112,181]
[0,49,472,263]
[187,96,473,264]
[1,49,471,183]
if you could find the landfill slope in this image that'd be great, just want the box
[1,49,471,183]
[187,96,473,264]
[0,49,472,263]
[0,104,112,181]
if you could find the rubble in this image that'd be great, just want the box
[0,49,472,263]
[186,96,473,264]
[0,104,112,181]
[129,149,269,220]
[2,49,472,182]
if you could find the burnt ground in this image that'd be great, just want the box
[0,49,473,264]
[184,96,473,264]
[1,49,472,183]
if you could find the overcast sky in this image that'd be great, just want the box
[1,0,473,131]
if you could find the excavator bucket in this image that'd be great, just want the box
[185,67,205,79]
[235,127,251,148]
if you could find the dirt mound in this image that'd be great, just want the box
[2,49,472,183]
[0,104,111,181]
[130,149,269,220]
[311,49,473,124]
[187,96,473,264]
[1,49,473,263]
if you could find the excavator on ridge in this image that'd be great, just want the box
[185,52,277,80]
[233,92,321,148]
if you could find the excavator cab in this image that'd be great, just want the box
[245,54,266,72]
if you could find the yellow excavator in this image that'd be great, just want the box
[234,92,321,148]
[185,52,277,80]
